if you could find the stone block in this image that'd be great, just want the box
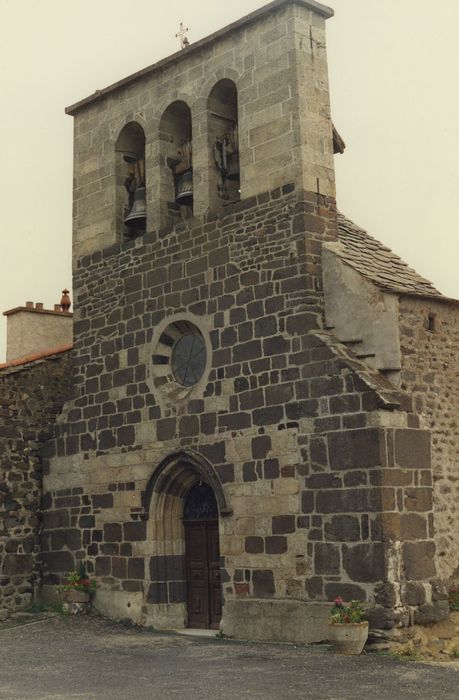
[306,474,341,489]
[265,536,287,554]
[374,582,397,608]
[404,488,433,512]
[123,521,146,542]
[367,606,396,630]
[95,557,110,576]
[272,515,295,534]
[168,581,186,604]
[147,582,168,604]
[342,543,385,583]
[41,550,74,573]
[403,541,436,580]
[252,435,271,460]
[328,429,382,471]
[43,510,70,530]
[403,582,426,606]
[104,523,122,542]
[414,602,450,625]
[245,537,263,554]
[400,513,428,540]
[112,557,127,579]
[324,515,360,542]
[222,599,330,644]
[252,569,275,598]
[128,558,145,580]
[92,494,114,509]
[149,555,184,581]
[2,554,33,577]
[314,543,340,575]
[394,429,431,469]
[316,488,380,514]
[301,490,314,513]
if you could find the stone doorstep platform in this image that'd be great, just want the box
[172,628,217,638]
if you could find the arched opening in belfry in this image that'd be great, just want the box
[208,79,240,208]
[144,451,230,630]
[115,122,146,237]
[159,101,193,223]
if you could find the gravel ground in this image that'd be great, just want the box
[1,614,458,700]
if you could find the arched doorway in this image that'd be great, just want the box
[183,482,221,629]
[143,450,231,631]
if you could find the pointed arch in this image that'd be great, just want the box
[143,449,232,517]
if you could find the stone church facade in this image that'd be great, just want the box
[1,0,458,642]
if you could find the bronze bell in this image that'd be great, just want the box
[175,169,193,206]
[225,152,240,181]
[124,186,147,229]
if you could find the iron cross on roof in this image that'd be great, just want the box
[176,22,190,49]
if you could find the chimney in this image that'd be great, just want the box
[3,291,73,363]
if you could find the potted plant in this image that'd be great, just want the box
[61,564,96,604]
[328,597,368,655]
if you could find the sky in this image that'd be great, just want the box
[1,0,458,361]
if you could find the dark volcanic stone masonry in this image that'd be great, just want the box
[0,352,72,614]
[38,185,447,635]
[1,0,455,642]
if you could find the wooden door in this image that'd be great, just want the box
[185,520,221,629]
[207,522,222,629]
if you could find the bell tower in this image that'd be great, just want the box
[42,0,355,642]
[66,0,336,260]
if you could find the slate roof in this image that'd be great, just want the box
[332,212,443,299]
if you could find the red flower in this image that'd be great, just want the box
[334,596,344,607]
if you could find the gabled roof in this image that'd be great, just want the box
[329,212,444,300]
[65,0,333,116]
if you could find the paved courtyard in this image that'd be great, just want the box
[1,614,458,699]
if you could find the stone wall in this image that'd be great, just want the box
[42,186,338,633]
[293,330,447,630]
[0,351,72,615]
[399,295,459,583]
[40,186,446,639]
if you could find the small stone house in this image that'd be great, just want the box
[0,0,457,642]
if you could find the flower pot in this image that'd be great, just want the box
[66,589,90,604]
[328,621,369,655]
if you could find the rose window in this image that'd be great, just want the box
[149,318,210,403]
